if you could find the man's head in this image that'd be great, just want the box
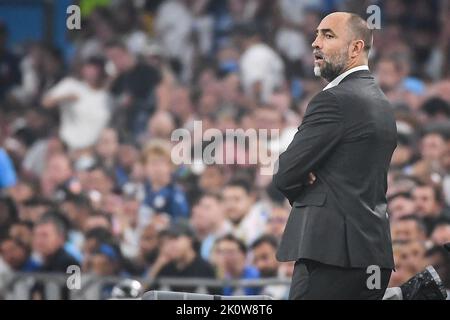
[215,234,247,277]
[160,223,199,263]
[412,183,443,218]
[222,179,254,225]
[431,223,450,245]
[141,140,173,187]
[312,12,372,82]
[390,215,427,242]
[400,240,427,274]
[95,128,119,161]
[33,212,67,258]
[420,131,447,163]
[81,56,106,87]
[9,221,34,247]
[253,105,284,131]
[387,192,416,221]
[199,165,228,194]
[104,40,135,73]
[375,55,404,92]
[147,111,176,140]
[421,97,450,122]
[0,237,30,270]
[86,165,115,195]
[41,153,73,193]
[390,241,416,287]
[61,193,93,230]
[251,235,279,278]
[190,193,224,237]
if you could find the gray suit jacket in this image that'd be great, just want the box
[273,70,397,269]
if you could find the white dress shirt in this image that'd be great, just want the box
[323,65,370,91]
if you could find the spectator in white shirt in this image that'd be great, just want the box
[155,0,194,82]
[42,57,111,151]
[236,24,285,103]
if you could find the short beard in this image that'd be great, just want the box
[314,46,348,82]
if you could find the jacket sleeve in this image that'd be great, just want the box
[272,90,344,203]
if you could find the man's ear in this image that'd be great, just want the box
[350,40,365,58]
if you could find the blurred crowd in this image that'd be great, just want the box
[0,0,450,299]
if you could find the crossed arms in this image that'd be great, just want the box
[273,90,344,204]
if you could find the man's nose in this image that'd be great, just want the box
[312,37,321,49]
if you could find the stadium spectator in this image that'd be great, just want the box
[250,234,289,299]
[390,215,427,243]
[387,192,417,221]
[32,212,79,272]
[389,241,416,287]
[198,165,229,195]
[0,237,39,272]
[222,179,268,246]
[42,57,111,151]
[39,153,74,199]
[431,222,450,245]
[60,193,93,257]
[190,193,232,260]
[94,128,120,169]
[154,0,194,82]
[141,140,189,220]
[8,221,34,248]
[215,234,261,296]
[151,222,216,293]
[105,40,162,140]
[236,23,285,103]
[412,182,449,234]
[128,222,160,276]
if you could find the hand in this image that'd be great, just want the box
[308,172,316,185]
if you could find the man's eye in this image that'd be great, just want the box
[325,34,334,39]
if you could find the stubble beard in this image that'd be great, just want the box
[314,46,349,83]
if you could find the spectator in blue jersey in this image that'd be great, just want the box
[215,234,261,296]
[141,140,189,220]
[0,148,17,191]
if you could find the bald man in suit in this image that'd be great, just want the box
[273,12,397,299]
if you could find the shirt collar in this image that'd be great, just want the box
[322,65,369,91]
